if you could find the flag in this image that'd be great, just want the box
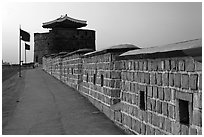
[25,43,30,50]
[20,29,30,42]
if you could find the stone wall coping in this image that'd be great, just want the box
[83,44,140,57]
[61,49,94,58]
[120,38,202,60]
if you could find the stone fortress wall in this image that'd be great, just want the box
[42,38,202,135]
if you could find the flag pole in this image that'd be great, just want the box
[25,43,26,64]
[19,25,21,77]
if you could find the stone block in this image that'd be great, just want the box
[164,88,171,101]
[193,92,202,109]
[150,73,156,85]
[114,111,122,123]
[185,58,195,72]
[127,116,132,129]
[110,109,115,121]
[128,61,132,70]
[181,74,189,89]
[158,60,164,71]
[162,102,168,116]
[143,60,148,71]
[189,127,197,135]
[130,72,134,82]
[144,72,150,84]
[162,73,169,86]
[197,129,202,135]
[130,83,134,93]
[176,90,193,102]
[168,104,175,119]
[152,114,160,127]
[165,60,171,71]
[146,125,152,135]
[110,89,120,98]
[133,107,138,117]
[139,61,143,71]
[153,86,158,98]
[151,99,156,112]
[134,61,139,70]
[189,74,198,90]
[195,61,202,71]
[170,60,177,71]
[169,73,174,87]
[147,86,153,97]
[199,74,202,90]
[102,104,111,119]
[156,100,162,114]
[128,105,133,115]
[138,109,143,121]
[132,94,137,105]
[147,111,152,124]
[178,60,185,71]
[140,72,145,83]
[152,113,157,126]
[142,111,148,123]
[159,116,165,130]
[131,118,137,131]
[172,121,180,135]
[156,73,162,86]
[180,124,189,135]
[152,61,158,71]
[111,71,121,79]
[135,119,141,134]
[174,73,181,88]
[148,61,152,71]
[141,122,146,135]
[193,109,202,127]
[158,87,164,100]
[165,118,172,133]
[147,97,151,110]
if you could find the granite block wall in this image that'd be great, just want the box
[42,39,202,135]
[79,53,122,120]
[120,56,202,135]
[61,53,82,90]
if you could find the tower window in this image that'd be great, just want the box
[179,99,189,125]
[140,91,146,110]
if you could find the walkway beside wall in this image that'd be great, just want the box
[2,68,125,135]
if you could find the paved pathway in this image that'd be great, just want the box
[2,68,125,135]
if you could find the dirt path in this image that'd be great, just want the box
[2,68,125,135]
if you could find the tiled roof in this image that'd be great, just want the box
[42,14,87,28]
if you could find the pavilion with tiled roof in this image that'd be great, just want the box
[42,14,87,29]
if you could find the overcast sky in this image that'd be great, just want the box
[2,2,202,64]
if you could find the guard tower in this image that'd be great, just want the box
[34,14,95,64]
